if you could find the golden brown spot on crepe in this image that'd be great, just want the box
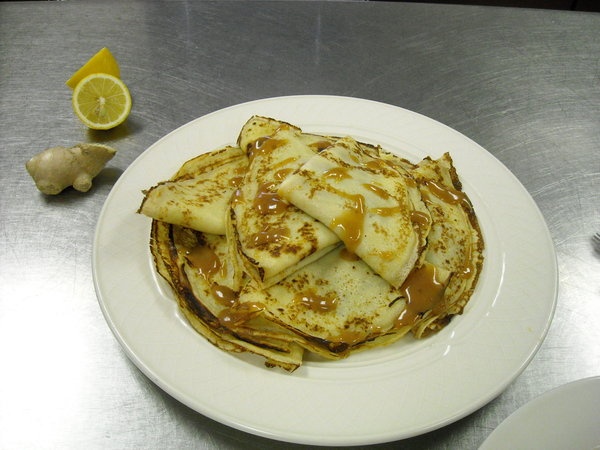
[309,140,333,151]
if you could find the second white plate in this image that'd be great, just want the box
[93,95,557,446]
[480,377,600,449]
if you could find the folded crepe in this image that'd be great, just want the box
[277,136,431,288]
[406,153,484,336]
[229,120,340,287]
[236,245,411,359]
[138,146,248,235]
[151,220,305,371]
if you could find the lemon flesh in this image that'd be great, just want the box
[72,73,132,130]
[66,47,120,89]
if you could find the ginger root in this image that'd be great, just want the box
[26,143,116,195]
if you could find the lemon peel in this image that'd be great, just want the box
[66,47,121,89]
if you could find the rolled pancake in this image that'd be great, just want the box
[230,123,339,287]
[277,137,431,288]
[138,146,248,235]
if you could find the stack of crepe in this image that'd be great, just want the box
[138,116,484,371]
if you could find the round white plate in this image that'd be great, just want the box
[93,95,557,446]
[480,377,600,449]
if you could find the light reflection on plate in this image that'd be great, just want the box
[92,95,557,446]
[480,377,600,450]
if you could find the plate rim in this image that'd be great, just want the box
[479,376,600,449]
[92,95,558,446]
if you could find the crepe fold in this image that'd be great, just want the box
[138,116,484,371]
[277,136,431,288]
[229,121,340,287]
[138,146,248,235]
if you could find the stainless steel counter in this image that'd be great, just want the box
[1,1,598,448]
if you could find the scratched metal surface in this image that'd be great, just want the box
[0,1,598,449]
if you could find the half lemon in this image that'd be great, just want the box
[66,47,121,89]
[72,73,132,130]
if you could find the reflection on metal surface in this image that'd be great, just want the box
[0,0,599,448]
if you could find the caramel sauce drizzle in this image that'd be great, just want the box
[404,176,417,188]
[331,330,365,345]
[210,284,237,307]
[250,225,290,246]
[229,176,243,187]
[330,193,366,253]
[272,156,298,170]
[248,137,287,161]
[461,264,473,277]
[323,167,351,181]
[410,210,431,228]
[363,183,390,199]
[295,289,338,312]
[218,302,265,327]
[458,239,474,277]
[231,188,244,206]
[185,245,221,280]
[372,206,405,217]
[348,152,361,164]
[426,179,471,209]
[395,264,447,328]
[363,158,396,173]
[364,160,383,171]
[273,168,294,181]
[253,182,288,215]
[329,324,383,344]
[377,250,396,261]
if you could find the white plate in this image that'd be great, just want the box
[480,377,600,449]
[93,95,557,446]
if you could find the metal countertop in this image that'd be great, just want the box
[1,1,598,448]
